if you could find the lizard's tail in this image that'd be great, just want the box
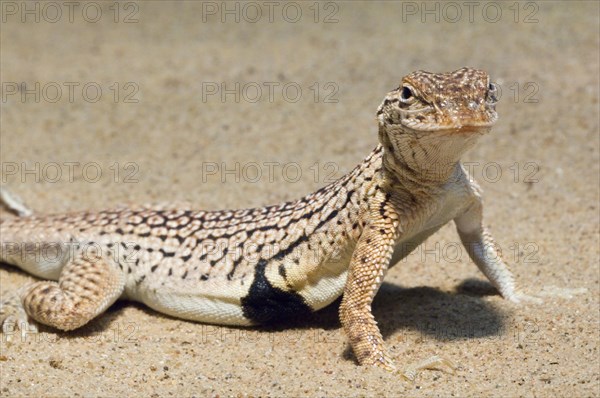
[0,187,33,219]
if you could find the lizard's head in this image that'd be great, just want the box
[377,67,499,180]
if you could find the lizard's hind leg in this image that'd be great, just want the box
[4,250,125,333]
[0,283,38,337]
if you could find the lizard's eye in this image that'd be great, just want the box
[486,82,499,104]
[399,86,415,104]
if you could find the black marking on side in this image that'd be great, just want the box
[159,249,176,258]
[278,264,287,279]
[225,243,246,277]
[241,260,312,324]
[379,202,386,217]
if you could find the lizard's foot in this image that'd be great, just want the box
[401,355,456,381]
[505,292,543,305]
[364,353,455,381]
[363,353,398,373]
[0,290,38,341]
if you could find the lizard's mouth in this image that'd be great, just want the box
[436,124,495,136]
[400,121,496,135]
[400,109,498,134]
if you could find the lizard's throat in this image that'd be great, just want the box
[379,126,481,184]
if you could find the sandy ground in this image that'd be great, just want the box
[0,1,598,397]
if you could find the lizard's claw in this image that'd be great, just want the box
[401,355,456,381]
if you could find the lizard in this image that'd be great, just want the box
[0,67,536,379]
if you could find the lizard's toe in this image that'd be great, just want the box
[506,292,543,305]
[0,292,38,341]
[402,355,456,381]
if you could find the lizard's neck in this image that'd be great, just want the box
[378,126,471,190]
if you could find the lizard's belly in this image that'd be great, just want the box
[391,227,441,266]
[130,277,254,326]
[391,188,471,265]
[297,262,349,311]
[294,250,353,311]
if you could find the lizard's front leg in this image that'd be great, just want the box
[455,198,540,303]
[339,191,399,370]
[340,191,456,379]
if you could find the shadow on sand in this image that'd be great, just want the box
[2,262,509,364]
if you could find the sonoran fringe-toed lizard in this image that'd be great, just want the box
[0,68,537,379]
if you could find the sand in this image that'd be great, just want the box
[0,1,598,397]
